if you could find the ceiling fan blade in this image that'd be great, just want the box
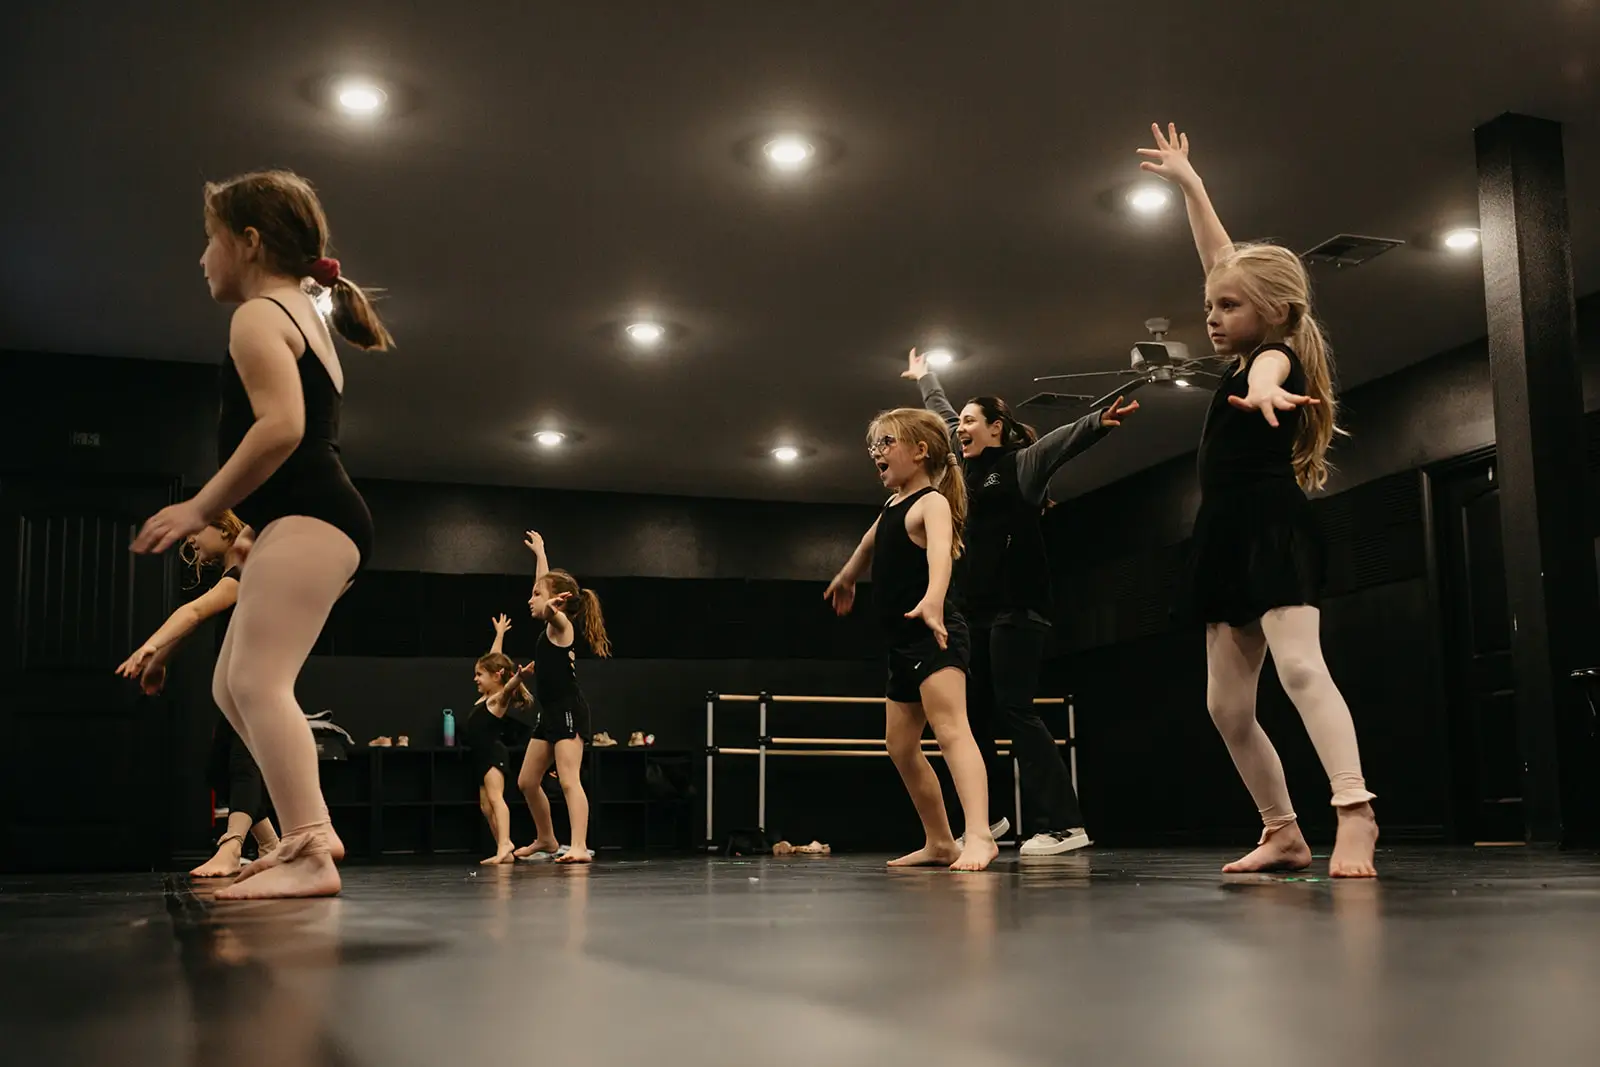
[1020,390,1097,408]
[1089,377,1151,410]
[1032,369,1141,383]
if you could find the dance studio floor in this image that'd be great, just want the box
[6,848,1600,1067]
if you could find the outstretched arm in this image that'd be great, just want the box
[116,575,241,680]
[1013,396,1140,505]
[824,518,880,616]
[488,614,512,656]
[1138,122,1233,273]
[524,530,550,582]
[903,349,961,435]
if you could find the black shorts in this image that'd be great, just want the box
[462,707,530,781]
[531,695,591,744]
[885,614,971,704]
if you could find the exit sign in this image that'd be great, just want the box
[70,431,101,447]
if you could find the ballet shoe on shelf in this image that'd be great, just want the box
[396,735,409,747]
[368,736,392,747]
[627,731,645,747]
[591,732,618,747]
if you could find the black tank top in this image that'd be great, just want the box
[1196,343,1307,494]
[532,630,580,706]
[871,486,938,639]
[216,297,349,529]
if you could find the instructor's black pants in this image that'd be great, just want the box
[207,716,271,827]
[964,616,1083,835]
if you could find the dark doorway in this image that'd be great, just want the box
[0,473,178,871]
[1432,455,1524,843]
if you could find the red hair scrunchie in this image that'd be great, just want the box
[308,257,341,287]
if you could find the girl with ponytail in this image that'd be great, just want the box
[463,614,536,865]
[1140,121,1377,878]
[824,408,997,871]
[514,531,611,864]
[904,352,1139,856]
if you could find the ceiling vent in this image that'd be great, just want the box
[1301,234,1405,268]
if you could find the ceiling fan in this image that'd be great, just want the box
[1020,318,1225,412]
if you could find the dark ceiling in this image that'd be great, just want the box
[5,1,1598,503]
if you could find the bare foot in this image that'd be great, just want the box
[215,850,340,900]
[481,843,516,865]
[1222,823,1314,873]
[328,826,345,862]
[514,838,561,859]
[190,837,244,878]
[1329,803,1379,878]
[951,834,999,872]
[556,847,593,864]
[888,841,961,867]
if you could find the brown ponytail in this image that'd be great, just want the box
[322,274,394,351]
[541,569,614,658]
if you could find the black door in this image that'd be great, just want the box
[0,473,178,871]
[1433,457,1524,843]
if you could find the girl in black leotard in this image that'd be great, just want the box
[463,614,535,866]
[515,531,612,864]
[118,510,280,876]
[1140,122,1377,877]
[825,407,996,871]
[905,350,1138,856]
[133,169,393,900]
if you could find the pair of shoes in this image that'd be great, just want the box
[626,732,654,747]
[592,732,619,747]
[956,817,1010,849]
[1018,828,1093,856]
[368,736,392,747]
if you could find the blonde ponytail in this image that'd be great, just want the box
[939,451,968,559]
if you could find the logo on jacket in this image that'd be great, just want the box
[982,472,1002,488]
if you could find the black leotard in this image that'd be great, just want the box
[532,629,581,707]
[216,296,373,565]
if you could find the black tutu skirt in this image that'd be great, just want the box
[1182,479,1325,627]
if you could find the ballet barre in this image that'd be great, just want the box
[702,690,1078,849]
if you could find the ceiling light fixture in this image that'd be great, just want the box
[626,322,664,346]
[771,446,800,463]
[1443,227,1481,252]
[534,431,566,447]
[1175,378,1191,388]
[923,348,955,368]
[335,81,387,115]
[1126,184,1172,215]
[763,136,815,172]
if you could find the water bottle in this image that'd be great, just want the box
[442,709,456,747]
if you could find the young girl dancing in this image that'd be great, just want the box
[904,349,1138,855]
[514,531,611,864]
[117,511,280,876]
[1139,122,1378,877]
[824,408,997,871]
[133,169,392,899]
[463,614,535,865]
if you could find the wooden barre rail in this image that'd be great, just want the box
[768,737,1067,747]
[719,748,1023,758]
[716,694,1065,705]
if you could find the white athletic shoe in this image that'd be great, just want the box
[956,817,1010,848]
[1018,829,1092,856]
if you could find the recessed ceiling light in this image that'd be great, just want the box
[534,431,566,447]
[1126,184,1171,214]
[1174,378,1191,388]
[771,446,800,463]
[626,322,664,346]
[923,348,954,368]
[336,81,387,115]
[1443,228,1481,251]
[763,136,815,171]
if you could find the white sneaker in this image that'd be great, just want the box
[956,817,1010,848]
[1018,829,1092,856]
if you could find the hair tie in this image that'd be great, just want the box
[947,452,959,466]
[308,257,341,287]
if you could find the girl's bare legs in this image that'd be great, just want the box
[479,767,515,865]
[884,697,961,867]
[1258,606,1379,877]
[191,809,255,877]
[213,517,357,901]
[920,668,997,871]
[513,740,561,857]
[1207,621,1313,873]
[553,738,592,863]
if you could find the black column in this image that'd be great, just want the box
[1475,112,1600,845]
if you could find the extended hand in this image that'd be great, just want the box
[523,530,545,555]
[901,347,928,381]
[116,646,157,679]
[823,574,856,616]
[491,613,513,635]
[131,500,209,555]
[1228,385,1318,427]
[1101,396,1140,427]
[1136,122,1200,188]
[904,598,948,649]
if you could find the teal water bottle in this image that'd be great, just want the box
[442,709,456,747]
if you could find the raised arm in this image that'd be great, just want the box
[1138,122,1233,274]
[823,517,880,616]
[488,613,512,656]
[116,573,241,682]
[903,349,960,435]
[524,530,550,583]
[1013,396,1140,505]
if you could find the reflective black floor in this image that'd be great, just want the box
[5,847,1600,1066]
